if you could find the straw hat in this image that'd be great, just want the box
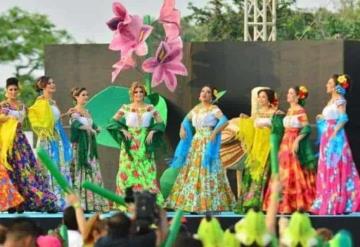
[221,117,244,169]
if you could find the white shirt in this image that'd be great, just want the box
[67,230,83,247]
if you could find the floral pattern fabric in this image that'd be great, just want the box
[7,125,58,211]
[166,106,236,212]
[0,163,23,211]
[311,119,360,214]
[115,104,163,204]
[263,108,316,213]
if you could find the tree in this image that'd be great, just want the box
[0,7,72,105]
[183,0,360,41]
[183,0,244,41]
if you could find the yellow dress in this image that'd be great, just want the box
[236,113,272,213]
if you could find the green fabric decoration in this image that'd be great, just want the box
[59,225,68,247]
[329,230,353,247]
[282,211,318,247]
[195,217,224,247]
[106,118,165,159]
[82,181,125,206]
[160,167,181,199]
[222,229,238,247]
[145,121,166,154]
[70,119,98,171]
[37,148,72,193]
[270,113,285,174]
[235,209,272,246]
[298,125,317,170]
[162,209,184,247]
[106,118,133,158]
[86,86,168,149]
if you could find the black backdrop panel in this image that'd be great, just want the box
[45,40,360,192]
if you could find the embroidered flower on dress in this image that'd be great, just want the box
[345,179,355,191]
[345,199,353,212]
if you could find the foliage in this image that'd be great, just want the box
[0,7,72,106]
[183,0,360,41]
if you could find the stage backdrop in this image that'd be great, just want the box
[45,40,360,192]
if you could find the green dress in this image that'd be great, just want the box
[70,111,108,211]
[107,104,165,205]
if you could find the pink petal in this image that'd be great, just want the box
[164,62,188,76]
[142,58,158,73]
[159,0,180,26]
[112,2,131,24]
[111,54,135,82]
[154,41,171,61]
[135,43,148,56]
[163,23,180,40]
[109,28,136,55]
[165,47,182,62]
[109,31,123,51]
[139,25,153,43]
[159,0,181,40]
[134,25,153,56]
[163,70,177,92]
[126,16,143,39]
[152,66,165,87]
[167,37,183,49]
[106,17,122,31]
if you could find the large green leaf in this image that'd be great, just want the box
[86,86,167,149]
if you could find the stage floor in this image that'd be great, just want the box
[1,212,359,245]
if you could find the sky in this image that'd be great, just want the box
[0,0,335,86]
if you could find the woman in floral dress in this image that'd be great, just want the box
[311,74,360,214]
[28,76,73,210]
[263,86,316,213]
[0,77,57,212]
[107,82,165,204]
[235,87,277,213]
[69,87,108,212]
[166,85,236,212]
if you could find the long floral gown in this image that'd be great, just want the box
[263,107,316,213]
[311,98,360,214]
[29,97,72,210]
[107,104,165,204]
[166,105,236,212]
[70,111,109,211]
[0,101,58,211]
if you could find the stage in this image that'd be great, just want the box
[1,212,359,245]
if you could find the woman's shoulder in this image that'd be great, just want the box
[287,106,306,115]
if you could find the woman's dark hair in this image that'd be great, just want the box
[6,77,19,88]
[35,76,52,92]
[258,89,275,105]
[201,85,216,101]
[63,206,79,231]
[71,87,87,102]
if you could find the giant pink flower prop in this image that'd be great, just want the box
[159,0,181,40]
[106,2,132,31]
[109,15,153,57]
[142,39,187,92]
